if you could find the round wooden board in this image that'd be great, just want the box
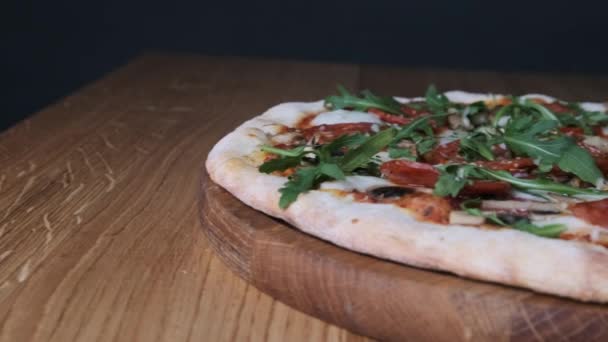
[199,172,608,341]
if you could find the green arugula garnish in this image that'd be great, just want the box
[477,168,608,198]
[511,221,567,238]
[340,128,396,172]
[557,105,608,134]
[460,199,506,225]
[277,166,344,209]
[434,164,608,199]
[460,199,566,238]
[493,97,560,127]
[324,85,403,115]
[503,117,603,185]
[260,129,396,208]
[459,133,495,161]
[388,147,416,160]
[433,165,480,197]
[425,84,451,115]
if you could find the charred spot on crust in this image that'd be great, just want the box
[369,186,414,199]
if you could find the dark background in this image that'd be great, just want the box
[3,1,608,131]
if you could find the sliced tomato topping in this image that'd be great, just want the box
[380,160,511,196]
[543,102,575,114]
[560,126,585,137]
[401,104,430,117]
[569,199,608,228]
[422,140,464,164]
[475,157,536,172]
[368,108,412,125]
[302,123,374,144]
[380,160,439,187]
[594,126,608,138]
[460,181,512,197]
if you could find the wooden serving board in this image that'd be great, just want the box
[200,172,608,341]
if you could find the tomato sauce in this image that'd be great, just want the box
[302,123,374,144]
[569,199,608,228]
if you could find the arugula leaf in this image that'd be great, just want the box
[392,113,449,142]
[557,144,603,185]
[324,85,403,115]
[460,199,566,238]
[278,167,319,209]
[433,165,478,197]
[259,156,303,174]
[493,97,560,127]
[425,84,451,114]
[503,117,603,184]
[512,220,566,238]
[411,133,437,155]
[388,147,416,160]
[274,129,396,208]
[504,134,570,163]
[259,146,308,174]
[477,168,608,198]
[341,128,396,172]
[317,133,367,162]
[524,100,560,122]
[557,107,608,134]
[460,133,495,161]
[317,163,345,180]
[261,145,307,157]
[463,101,487,117]
[582,110,608,126]
[460,199,506,225]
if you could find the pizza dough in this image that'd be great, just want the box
[206,91,608,303]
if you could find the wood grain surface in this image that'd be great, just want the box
[202,174,608,341]
[1,53,608,341]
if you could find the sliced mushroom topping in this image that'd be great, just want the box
[449,211,485,225]
[447,114,463,129]
[496,213,528,225]
[369,186,414,199]
[481,200,565,213]
[470,112,489,126]
[583,136,608,154]
[269,131,304,146]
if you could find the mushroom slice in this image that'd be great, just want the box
[481,200,564,213]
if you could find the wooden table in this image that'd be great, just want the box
[1,54,607,341]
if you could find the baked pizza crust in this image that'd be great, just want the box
[206,91,608,303]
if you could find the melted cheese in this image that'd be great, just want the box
[320,176,395,192]
[580,102,606,112]
[311,110,382,126]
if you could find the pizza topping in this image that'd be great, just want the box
[391,193,451,224]
[422,140,463,164]
[320,176,396,193]
[480,200,564,213]
[311,110,382,126]
[260,129,396,208]
[368,108,411,125]
[260,84,608,244]
[302,123,374,144]
[324,85,403,115]
[368,186,415,199]
[449,211,486,225]
[569,199,608,228]
[380,160,439,188]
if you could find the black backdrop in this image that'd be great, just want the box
[3,1,608,131]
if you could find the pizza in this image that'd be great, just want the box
[206,85,608,302]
